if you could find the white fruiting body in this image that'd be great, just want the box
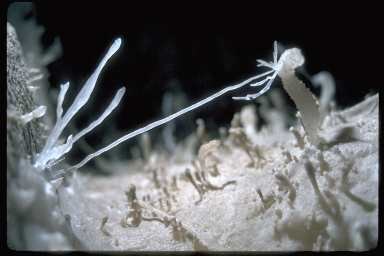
[36,39,322,180]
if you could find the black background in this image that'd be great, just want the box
[9,2,380,152]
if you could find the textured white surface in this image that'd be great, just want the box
[58,94,378,251]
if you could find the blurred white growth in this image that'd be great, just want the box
[312,71,336,120]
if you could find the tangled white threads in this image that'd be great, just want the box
[232,41,280,101]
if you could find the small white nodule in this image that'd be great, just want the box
[20,105,47,125]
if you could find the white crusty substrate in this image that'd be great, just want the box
[59,93,378,251]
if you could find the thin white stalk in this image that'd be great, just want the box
[67,70,274,171]
[56,82,69,120]
[71,87,126,145]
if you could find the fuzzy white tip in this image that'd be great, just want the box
[108,37,122,57]
[277,48,305,75]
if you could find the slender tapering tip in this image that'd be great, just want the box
[106,37,122,59]
[114,37,122,48]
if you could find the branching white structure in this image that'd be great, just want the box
[62,41,283,175]
[232,41,280,101]
[34,38,125,170]
[35,38,319,180]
